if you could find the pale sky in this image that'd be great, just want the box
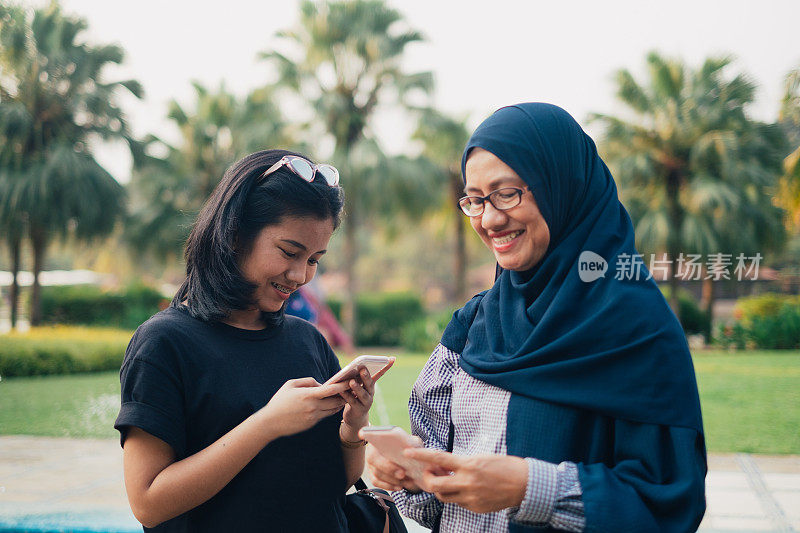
[26,0,800,182]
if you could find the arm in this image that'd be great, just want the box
[123,377,350,528]
[338,361,394,489]
[366,343,457,528]
[578,424,706,532]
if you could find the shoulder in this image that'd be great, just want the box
[440,291,488,354]
[124,307,202,367]
[136,305,197,335]
[283,314,333,354]
[283,314,321,335]
[455,290,488,323]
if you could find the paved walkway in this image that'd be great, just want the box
[0,436,798,532]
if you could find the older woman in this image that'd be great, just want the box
[367,103,706,532]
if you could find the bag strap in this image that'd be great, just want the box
[354,478,392,533]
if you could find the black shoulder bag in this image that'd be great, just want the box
[344,478,408,533]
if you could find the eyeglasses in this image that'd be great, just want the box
[457,187,531,217]
[259,156,340,187]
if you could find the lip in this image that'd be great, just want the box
[271,282,295,301]
[489,229,524,253]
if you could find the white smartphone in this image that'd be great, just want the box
[324,355,393,385]
[359,425,425,481]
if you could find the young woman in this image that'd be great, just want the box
[115,149,387,532]
[366,104,706,532]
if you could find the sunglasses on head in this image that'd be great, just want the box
[258,155,340,187]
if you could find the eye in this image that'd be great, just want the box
[495,189,518,200]
[308,257,320,266]
[278,247,295,258]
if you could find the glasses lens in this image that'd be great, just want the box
[289,158,314,182]
[317,164,339,186]
[458,197,483,216]
[491,188,521,209]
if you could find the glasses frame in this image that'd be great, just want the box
[457,186,531,217]
[258,155,340,187]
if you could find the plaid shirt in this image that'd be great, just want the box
[392,344,585,532]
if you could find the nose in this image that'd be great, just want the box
[285,262,307,286]
[480,201,509,231]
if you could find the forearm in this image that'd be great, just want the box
[134,409,278,527]
[340,422,366,489]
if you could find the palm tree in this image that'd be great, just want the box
[593,52,786,340]
[413,110,471,302]
[778,67,800,231]
[126,82,291,264]
[0,2,141,326]
[263,0,433,337]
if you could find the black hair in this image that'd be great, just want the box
[172,149,344,323]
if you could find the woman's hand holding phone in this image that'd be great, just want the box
[258,377,350,439]
[339,358,395,439]
[365,438,424,493]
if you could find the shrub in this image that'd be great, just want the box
[0,326,132,377]
[401,309,455,353]
[748,306,800,349]
[355,292,424,346]
[658,287,710,335]
[716,293,800,350]
[40,283,166,329]
[733,293,800,323]
[327,291,425,346]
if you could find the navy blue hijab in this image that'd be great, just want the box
[442,103,702,432]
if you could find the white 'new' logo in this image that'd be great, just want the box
[578,251,607,282]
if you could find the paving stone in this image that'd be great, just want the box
[2,436,798,531]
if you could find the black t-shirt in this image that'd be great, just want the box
[114,305,348,532]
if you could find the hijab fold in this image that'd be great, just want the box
[442,103,702,432]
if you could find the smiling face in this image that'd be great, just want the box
[464,148,550,272]
[238,215,334,314]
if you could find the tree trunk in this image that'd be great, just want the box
[29,227,47,326]
[451,170,467,302]
[665,170,684,322]
[342,209,358,344]
[700,276,715,345]
[8,235,21,329]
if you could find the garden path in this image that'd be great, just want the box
[0,436,798,532]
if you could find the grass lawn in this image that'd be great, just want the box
[0,350,797,454]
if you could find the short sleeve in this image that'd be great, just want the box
[114,331,187,458]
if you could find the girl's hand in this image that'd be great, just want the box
[259,377,350,438]
[340,358,395,437]
[364,435,423,493]
[403,448,528,514]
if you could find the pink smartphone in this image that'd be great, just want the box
[324,355,393,385]
[359,425,425,481]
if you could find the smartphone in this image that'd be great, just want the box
[324,355,393,385]
[359,425,425,481]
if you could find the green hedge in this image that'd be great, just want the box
[717,293,800,349]
[400,309,454,353]
[658,287,710,335]
[327,291,425,346]
[41,283,166,329]
[0,327,131,377]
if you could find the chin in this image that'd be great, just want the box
[258,300,284,313]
